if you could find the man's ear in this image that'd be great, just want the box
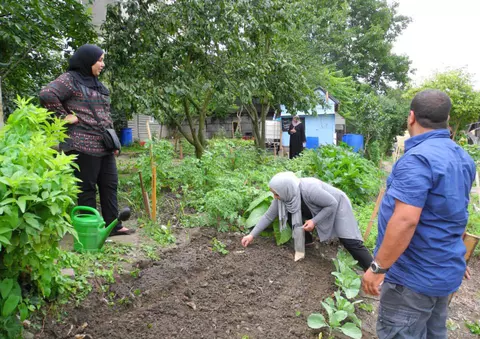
[408,110,415,125]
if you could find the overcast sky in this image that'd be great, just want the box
[392,0,480,89]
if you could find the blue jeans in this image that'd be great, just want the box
[377,282,448,339]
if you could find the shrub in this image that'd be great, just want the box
[0,98,79,336]
[288,145,383,204]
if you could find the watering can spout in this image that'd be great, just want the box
[97,207,132,247]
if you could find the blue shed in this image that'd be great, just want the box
[280,87,345,150]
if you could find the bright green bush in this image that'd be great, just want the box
[0,98,79,337]
[288,145,383,204]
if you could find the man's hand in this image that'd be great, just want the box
[241,234,254,247]
[465,266,471,280]
[361,269,385,296]
[303,220,315,232]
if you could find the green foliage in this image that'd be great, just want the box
[344,88,409,160]
[465,320,480,335]
[308,250,363,339]
[290,146,383,204]
[0,0,97,116]
[458,139,480,163]
[210,238,229,256]
[0,99,79,337]
[406,70,480,135]
[332,251,362,299]
[139,220,176,247]
[358,303,373,313]
[0,279,23,337]
[298,0,411,91]
[58,242,137,306]
[467,205,480,255]
[354,202,377,251]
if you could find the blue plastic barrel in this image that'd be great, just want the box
[120,128,133,146]
[342,134,364,152]
[305,136,319,149]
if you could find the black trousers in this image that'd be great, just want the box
[288,209,372,271]
[338,238,373,271]
[71,152,121,231]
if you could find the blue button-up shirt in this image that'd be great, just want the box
[375,129,476,296]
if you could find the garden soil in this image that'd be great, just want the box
[38,227,480,339]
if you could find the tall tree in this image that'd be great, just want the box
[231,0,317,148]
[406,70,480,138]
[296,0,412,91]
[0,0,97,121]
[103,0,250,158]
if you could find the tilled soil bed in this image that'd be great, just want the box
[37,227,480,339]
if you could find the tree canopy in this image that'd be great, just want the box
[0,0,96,117]
[406,70,480,138]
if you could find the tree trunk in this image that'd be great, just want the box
[246,103,261,147]
[258,101,269,149]
[198,110,206,147]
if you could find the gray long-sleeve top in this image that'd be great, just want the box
[250,178,363,242]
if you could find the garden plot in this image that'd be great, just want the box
[38,228,361,339]
[38,226,480,339]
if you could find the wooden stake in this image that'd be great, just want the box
[146,122,156,220]
[151,167,157,220]
[363,187,385,240]
[448,233,479,305]
[138,171,151,218]
[475,170,480,206]
[179,138,183,159]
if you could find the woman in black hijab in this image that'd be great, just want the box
[40,44,134,236]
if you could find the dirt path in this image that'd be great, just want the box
[39,227,479,339]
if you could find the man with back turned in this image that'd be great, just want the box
[362,89,476,338]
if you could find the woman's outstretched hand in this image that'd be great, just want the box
[241,234,254,247]
[303,220,315,232]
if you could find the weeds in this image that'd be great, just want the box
[465,320,480,335]
[211,238,229,255]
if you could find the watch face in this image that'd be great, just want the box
[371,262,379,272]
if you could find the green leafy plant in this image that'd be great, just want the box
[308,251,363,338]
[332,256,362,300]
[140,220,176,246]
[0,99,79,337]
[465,320,480,335]
[307,300,362,339]
[358,303,373,313]
[289,146,383,204]
[243,191,292,246]
[446,319,459,331]
[211,238,229,255]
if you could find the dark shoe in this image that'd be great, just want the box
[109,228,136,237]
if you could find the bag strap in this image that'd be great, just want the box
[78,83,106,132]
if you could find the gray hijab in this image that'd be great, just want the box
[269,172,303,232]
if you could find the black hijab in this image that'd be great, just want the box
[67,44,110,96]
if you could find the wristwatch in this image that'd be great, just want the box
[370,260,389,274]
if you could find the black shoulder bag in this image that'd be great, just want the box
[79,84,121,153]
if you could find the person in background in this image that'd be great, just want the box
[39,44,134,236]
[362,89,475,339]
[241,172,373,270]
[288,115,306,159]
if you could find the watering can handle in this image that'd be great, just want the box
[71,206,101,218]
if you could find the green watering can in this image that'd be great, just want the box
[71,206,131,252]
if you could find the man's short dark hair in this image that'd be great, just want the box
[410,89,451,129]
